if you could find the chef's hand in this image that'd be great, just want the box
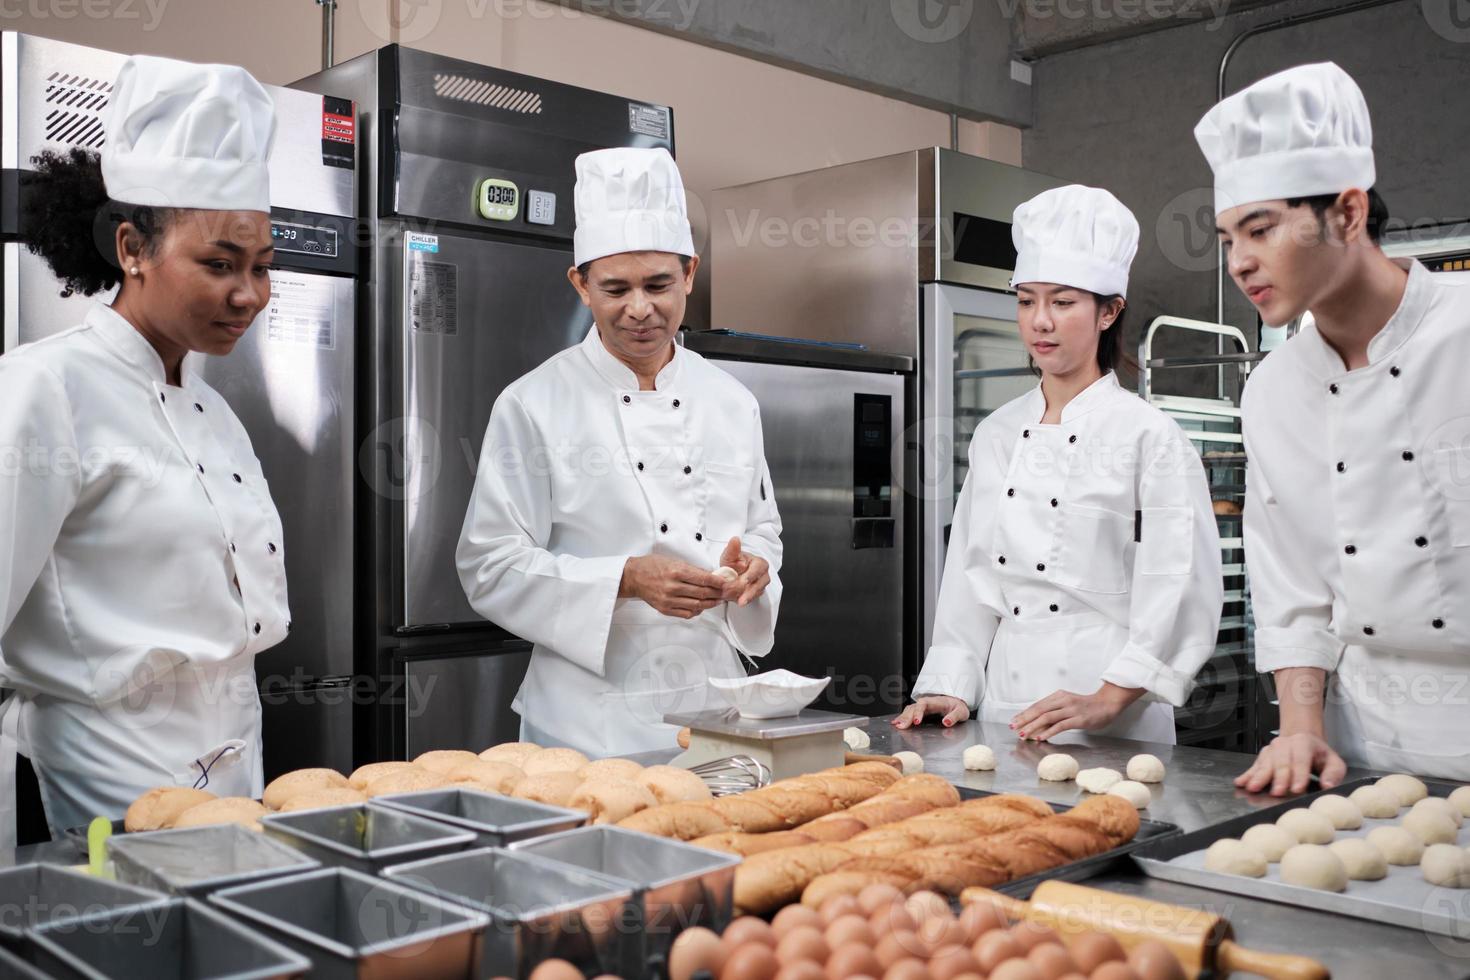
[718,537,771,607]
[1009,683,1143,741]
[620,555,725,620]
[1235,732,1348,797]
[891,695,970,729]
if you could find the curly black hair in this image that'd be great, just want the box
[23,147,174,298]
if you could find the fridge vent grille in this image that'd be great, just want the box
[432,73,543,115]
[42,71,112,149]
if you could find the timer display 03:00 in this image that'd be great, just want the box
[475,178,521,221]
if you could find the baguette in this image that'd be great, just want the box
[691,830,817,856]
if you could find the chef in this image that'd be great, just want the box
[457,147,782,756]
[1196,63,1470,791]
[0,56,286,843]
[895,186,1223,743]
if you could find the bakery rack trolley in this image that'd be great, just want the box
[1139,317,1274,752]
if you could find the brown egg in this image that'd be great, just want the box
[669,928,728,980]
[858,883,906,916]
[905,891,953,924]
[973,930,1024,973]
[870,904,918,938]
[916,916,964,952]
[774,905,824,939]
[825,914,878,950]
[723,917,778,953]
[927,944,981,980]
[775,962,827,980]
[723,943,780,980]
[1028,943,1079,980]
[882,959,933,980]
[1009,922,1062,953]
[1126,941,1185,980]
[875,930,926,969]
[528,961,582,980]
[1090,964,1141,980]
[989,960,1044,980]
[956,901,1008,945]
[820,895,863,927]
[777,927,831,966]
[1068,932,1127,973]
[826,943,884,980]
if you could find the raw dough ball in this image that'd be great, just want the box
[713,565,739,582]
[1076,768,1123,794]
[1448,785,1470,819]
[1403,808,1459,845]
[963,744,996,771]
[1420,843,1470,888]
[1376,773,1429,807]
[638,765,712,804]
[1204,839,1267,877]
[843,727,871,751]
[1108,780,1151,809]
[1126,754,1166,783]
[1280,844,1348,892]
[1367,826,1426,865]
[1309,794,1364,830]
[568,779,658,824]
[577,758,645,783]
[893,751,924,774]
[1329,838,1388,880]
[1036,754,1079,782]
[276,787,367,813]
[1241,823,1296,863]
[1276,808,1335,845]
[172,797,268,833]
[1348,785,1400,819]
[125,787,217,833]
[1409,796,1464,829]
[522,748,591,777]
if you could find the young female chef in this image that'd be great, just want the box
[0,56,287,843]
[894,185,1223,744]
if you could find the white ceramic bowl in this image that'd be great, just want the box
[708,670,830,719]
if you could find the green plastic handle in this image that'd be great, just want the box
[86,817,111,876]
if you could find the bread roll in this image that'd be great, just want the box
[348,761,416,791]
[448,759,525,794]
[262,769,349,810]
[364,767,454,797]
[277,787,367,813]
[511,771,583,808]
[413,750,481,776]
[638,765,712,804]
[568,779,658,824]
[172,797,268,832]
[125,787,217,833]
[522,748,590,776]
[479,742,542,767]
[577,758,645,783]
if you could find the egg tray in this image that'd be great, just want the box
[1132,776,1470,939]
[954,787,1183,899]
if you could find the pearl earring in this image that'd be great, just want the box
[129,266,139,276]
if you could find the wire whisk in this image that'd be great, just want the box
[689,755,770,796]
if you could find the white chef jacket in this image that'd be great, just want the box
[914,372,1223,744]
[1242,259,1470,779]
[456,326,783,756]
[0,302,290,840]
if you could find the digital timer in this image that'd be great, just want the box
[474,178,521,222]
[270,221,338,259]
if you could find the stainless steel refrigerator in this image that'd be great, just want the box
[0,32,361,778]
[291,46,677,759]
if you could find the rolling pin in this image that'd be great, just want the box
[674,727,902,769]
[962,880,1329,980]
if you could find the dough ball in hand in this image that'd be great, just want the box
[1204,838,1267,877]
[1241,823,1295,862]
[1036,753,1079,782]
[962,744,996,771]
[1280,844,1348,892]
[1276,808,1335,845]
[1421,843,1470,888]
[1403,808,1459,845]
[1376,773,1429,807]
[1309,794,1364,830]
[1108,780,1151,809]
[1076,768,1123,794]
[1329,838,1388,880]
[1366,826,1425,866]
[1126,754,1166,783]
[1348,785,1400,819]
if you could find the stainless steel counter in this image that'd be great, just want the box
[860,715,1470,980]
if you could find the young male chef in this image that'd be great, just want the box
[1196,63,1470,792]
[457,147,783,756]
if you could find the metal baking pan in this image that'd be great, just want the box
[955,786,1182,897]
[107,824,320,896]
[0,939,48,980]
[373,787,586,847]
[383,846,635,979]
[510,825,739,971]
[28,897,311,979]
[210,867,488,980]
[260,803,475,876]
[1133,776,1470,939]
[0,864,167,938]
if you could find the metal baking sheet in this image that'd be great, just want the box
[663,707,863,740]
[955,787,1182,898]
[1133,776,1470,939]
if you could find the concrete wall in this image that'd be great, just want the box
[1022,0,1470,378]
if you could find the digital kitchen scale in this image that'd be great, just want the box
[664,707,865,780]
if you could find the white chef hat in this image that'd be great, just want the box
[573,147,695,267]
[1195,62,1374,216]
[1009,185,1139,298]
[101,54,275,212]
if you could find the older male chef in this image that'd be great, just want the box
[457,148,783,756]
[1196,63,1470,791]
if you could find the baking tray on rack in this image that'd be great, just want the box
[1132,776,1470,939]
[955,787,1181,898]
